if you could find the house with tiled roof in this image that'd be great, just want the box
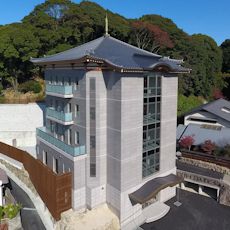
[183,99,230,128]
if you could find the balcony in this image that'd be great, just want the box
[46,107,73,125]
[37,127,85,157]
[46,84,73,98]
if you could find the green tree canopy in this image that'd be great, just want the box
[221,39,230,73]
[0,0,227,101]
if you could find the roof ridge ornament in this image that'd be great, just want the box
[105,12,110,37]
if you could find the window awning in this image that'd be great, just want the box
[129,174,183,205]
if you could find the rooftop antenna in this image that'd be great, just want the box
[105,12,109,36]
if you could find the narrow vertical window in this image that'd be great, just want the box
[90,107,95,120]
[75,79,79,90]
[54,158,58,173]
[68,103,72,113]
[75,131,79,145]
[43,151,48,165]
[90,78,96,177]
[75,105,79,117]
[68,129,72,145]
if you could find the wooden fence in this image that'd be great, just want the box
[181,150,230,169]
[0,142,72,221]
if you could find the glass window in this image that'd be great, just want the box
[43,151,48,165]
[90,136,96,148]
[75,131,79,145]
[90,163,96,177]
[75,105,79,117]
[68,103,72,113]
[75,79,79,90]
[157,76,161,87]
[90,78,96,91]
[144,77,148,88]
[90,107,95,120]
[149,103,155,114]
[53,158,58,173]
[68,129,72,145]
[149,77,156,88]
[142,73,161,178]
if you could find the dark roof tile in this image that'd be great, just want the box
[31,35,189,73]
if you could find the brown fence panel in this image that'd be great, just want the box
[0,142,72,220]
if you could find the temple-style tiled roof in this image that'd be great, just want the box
[31,35,190,73]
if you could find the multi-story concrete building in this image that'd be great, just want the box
[32,34,189,229]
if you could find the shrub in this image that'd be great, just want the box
[0,96,5,103]
[201,140,216,154]
[179,135,195,150]
[3,204,21,219]
[213,145,230,158]
[178,94,203,116]
[222,144,230,158]
[0,83,3,95]
[19,80,42,94]
[0,204,21,221]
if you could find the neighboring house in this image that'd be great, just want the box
[31,34,189,229]
[183,99,230,128]
[0,103,45,155]
[177,123,230,147]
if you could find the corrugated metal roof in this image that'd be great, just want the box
[31,35,189,73]
[177,123,230,147]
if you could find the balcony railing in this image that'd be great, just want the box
[37,127,85,157]
[46,84,73,97]
[46,107,73,124]
[143,139,159,152]
[143,114,160,125]
[144,87,161,97]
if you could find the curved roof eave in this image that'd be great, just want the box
[31,55,190,73]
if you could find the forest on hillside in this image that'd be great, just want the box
[0,0,229,114]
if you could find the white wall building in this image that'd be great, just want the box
[0,103,45,154]
[32,35,189,229]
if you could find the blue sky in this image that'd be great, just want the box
[0,0,229,45]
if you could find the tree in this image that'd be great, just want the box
[130,21,173,53]
[179,135,195,151]
[221,39,230,73]
[201,140,216,154]
[0,23,40,90]
[177,94,203,116]
[212,89,224,100]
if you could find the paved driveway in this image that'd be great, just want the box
[141,189,230,230]
[9,179,46,230]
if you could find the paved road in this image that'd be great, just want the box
[141,189,230,230]
[9,179,46,230]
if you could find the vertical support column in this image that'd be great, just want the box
[217,188,220,198]
[180,182,185,190]
[0,181,3,206]
[198,185,203,194]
